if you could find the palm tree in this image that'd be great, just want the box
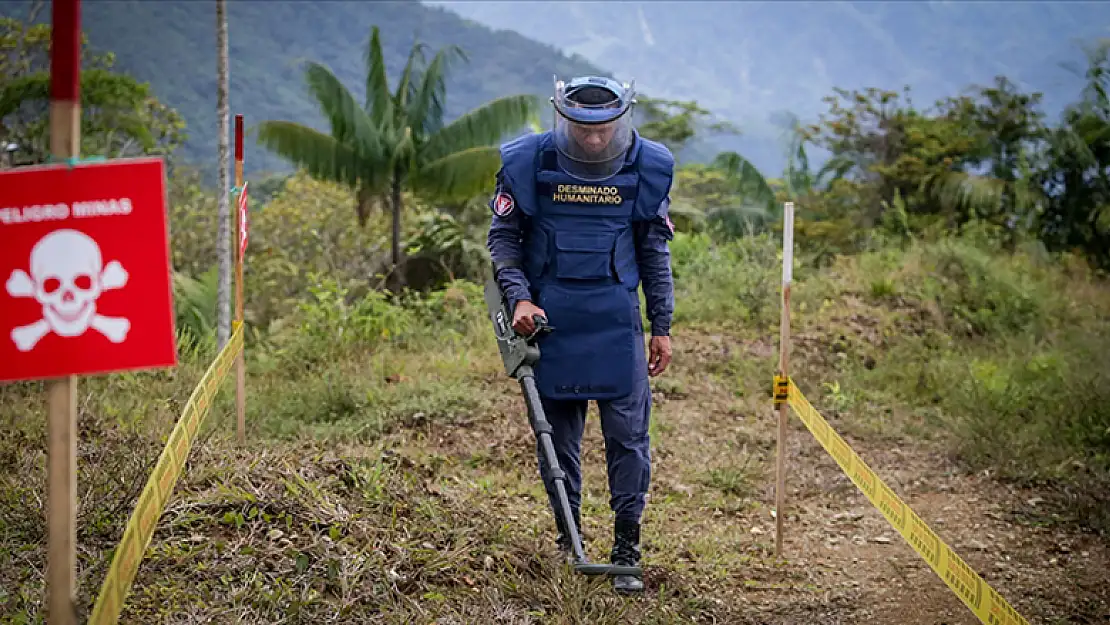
[700,150,778,236]
[255,26,539,288]
[665,149,778,238]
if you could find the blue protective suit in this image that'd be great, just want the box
[486,129,676,522]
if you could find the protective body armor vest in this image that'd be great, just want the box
[498,130,674,400]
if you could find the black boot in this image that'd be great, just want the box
[554,507,581,565]
[611,519,643,593]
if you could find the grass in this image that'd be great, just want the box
[1,228,1108,622]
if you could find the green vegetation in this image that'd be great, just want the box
[255,26,539,284]
[788,47,1110,271]
[0,14,185,165]
[1,8,1109,625]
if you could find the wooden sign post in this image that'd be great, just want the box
[47,2,81,620]
[233,114,247,443]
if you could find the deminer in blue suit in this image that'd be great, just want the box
[486,75,676,593]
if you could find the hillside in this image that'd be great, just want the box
[6,2,1108,180]
[428,0,1110,174]
[1,0,607,180]
[3,172,1109,622]
[4,1,1110,622]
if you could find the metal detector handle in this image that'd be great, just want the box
[525,314,554,341]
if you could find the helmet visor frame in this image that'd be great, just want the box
[552,78,636,170]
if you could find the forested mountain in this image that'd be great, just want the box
[429,0,1110,173]
[4,1,1107,180]
[0,0,606,180]
[4,3,1110,624]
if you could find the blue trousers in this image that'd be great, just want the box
[535,375,653,524]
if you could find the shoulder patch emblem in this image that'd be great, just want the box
[493,191,515,216]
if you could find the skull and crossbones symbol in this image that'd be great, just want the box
[5,229,131,351]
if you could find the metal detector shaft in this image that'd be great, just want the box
[485,274,642,578]
[519,372,590,564]
[520,372,641,577]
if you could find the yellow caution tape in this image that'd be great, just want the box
[88,322,245,625]
[783,378,1030,625]
[772,374,789,408]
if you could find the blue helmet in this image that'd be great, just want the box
[551,75,637,181]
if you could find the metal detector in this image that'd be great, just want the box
[484,275,642,578]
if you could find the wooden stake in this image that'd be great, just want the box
[46,375,77,625]
[234,114,245,444]
[774,201,795,558]
[47,1,81,622]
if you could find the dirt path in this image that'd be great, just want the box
[782,422,1110,625]
[386,330,1110,624]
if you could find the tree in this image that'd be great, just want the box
[946,76,1047,181]
[0,11,185,165]
[215,0,232,347]
[636,96,737,155]
[665,148,779,238]
[691,151,777,237]
[802,86,1002,226]
[774,111,837,204]
[921,79,1048,235]
[1035,39,1110,267]
[255,25,538,288]
[633,95,774,235]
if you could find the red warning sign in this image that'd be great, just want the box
[0,157,177,382]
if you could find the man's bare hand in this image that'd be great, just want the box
[648,335,672,377]
[512,300,547,336]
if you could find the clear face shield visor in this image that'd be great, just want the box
[552,80,635,180]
